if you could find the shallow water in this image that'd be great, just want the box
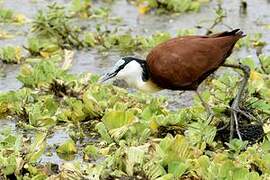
[0,0,269,165]
[1,0,269,91]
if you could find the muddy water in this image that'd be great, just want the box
[0,0,269,91]
[0,0,269,164]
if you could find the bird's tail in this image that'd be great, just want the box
[210,29,246,38]
[231,29,246,38]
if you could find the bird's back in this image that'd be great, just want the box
[146,29,245,90]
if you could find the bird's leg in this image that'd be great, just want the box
[179,91,185,96]
[195,90,214,123]
[222,63,250,141]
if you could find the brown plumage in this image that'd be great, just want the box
[146,29,245,90]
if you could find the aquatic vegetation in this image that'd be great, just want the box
[83,27,173,53]
[0,8,26,24]
[236,33,267,50]
[69,0,92,18]
[27,3,197,53]
[0,46,23,64]
[32,3,84,49]
[25,37,61,58]
[0,0,270,179]
[129,0,209,14]
[0,128,49,179]
[0,30,13,39]
[15,1,201,55]
[69,0,110,19]
[0,52,269,178]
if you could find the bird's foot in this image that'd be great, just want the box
[229,104,243,141]
[229,107,256,122]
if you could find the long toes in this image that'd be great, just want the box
[231,111,243,141]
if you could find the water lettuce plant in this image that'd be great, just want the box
[0,52,269,178]
[69,0,92,18]
[0,1,270,179]
[0,8,25,24]
[32,3,84,49]
[0,46,23,64]
[130,0,209,14]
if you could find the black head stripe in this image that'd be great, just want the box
[112,58,132,75]
[139,61,150,81]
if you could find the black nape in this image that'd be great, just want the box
[122,56,150,81]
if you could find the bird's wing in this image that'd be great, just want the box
[146,33,242,90]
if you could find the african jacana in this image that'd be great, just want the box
[99,29,250,140]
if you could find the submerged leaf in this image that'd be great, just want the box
[57,139,77,154]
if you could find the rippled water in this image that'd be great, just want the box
[0,0,269,164]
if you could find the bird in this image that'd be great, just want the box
[99,29,250,141]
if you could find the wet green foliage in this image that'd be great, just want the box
[28,3,197,53]
[0,46,23,64]
[237,33,267,49]
[32,4,84,49]
[69,0,92,18]
[0,0,270,179]
[130,0,209,14]
[17,60,72,88]
[0,53,269,178]
[26,36,61,57]
[91,30,172,52]
[0,7,25,24]
[0,128,48,178]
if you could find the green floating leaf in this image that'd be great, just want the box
[0,88,32,117]
[259,54,270,74]
[168,161,188,178]
[159,135,192,165]
[57,139,77,154]
[26,132,47,162]
[63,97,87,122]
[0,8,25,24]
[83,32,96,47]
[26,95,58,127]
[225,139,248,154]
[26,36,60,57]
[0,46,23,64]
[241,56,256,70]
[17,60,70,88]
[126,146,145,176]
[0,8,14,22]
[32,3,83,48]
[187,121,216,147]
[102,111,135,130]
[82,89,103,118]
[0,156,17,175]
[84,144,99,159]
[69,0,92,18]
[95,122,113,143]
[144,161,166,179]
[0,129,23,176]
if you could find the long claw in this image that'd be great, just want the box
[222,63,250,141]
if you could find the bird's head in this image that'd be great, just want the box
[98,57,149,88]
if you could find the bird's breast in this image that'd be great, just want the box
[137,79,162,93]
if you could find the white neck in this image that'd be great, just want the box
[116,60,162,93]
